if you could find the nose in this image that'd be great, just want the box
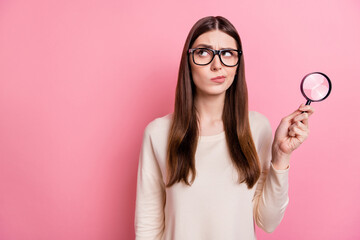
[210,53,222,71]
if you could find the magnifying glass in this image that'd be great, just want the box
[300,72,332,105]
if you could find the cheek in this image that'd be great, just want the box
[226,78,235,88]
[225,71,237,87]
[191,66,209,82]
[192,73,205,89]
[227,70,237,80]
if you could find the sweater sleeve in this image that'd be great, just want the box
[135,124,166,240]
[252,116,290,233]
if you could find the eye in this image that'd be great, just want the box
[196,49,209,56]
[221,50,233,57]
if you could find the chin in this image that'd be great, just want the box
[200,89,227,97]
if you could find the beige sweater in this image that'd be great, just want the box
[135,111,289,240]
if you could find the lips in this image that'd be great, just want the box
[211,76,225,83]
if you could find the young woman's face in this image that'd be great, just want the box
[189,30,238,97]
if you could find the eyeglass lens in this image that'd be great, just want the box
[193,49,239,66]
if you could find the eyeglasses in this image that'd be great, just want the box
[188,48,242,67]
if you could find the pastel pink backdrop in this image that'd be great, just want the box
[0,0,359,239]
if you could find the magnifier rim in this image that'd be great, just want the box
[300,72,332,102]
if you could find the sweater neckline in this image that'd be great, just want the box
[198,131,225,142]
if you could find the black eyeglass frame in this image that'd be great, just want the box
[188,47,242,67]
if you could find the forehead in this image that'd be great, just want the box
[192,30,237,49]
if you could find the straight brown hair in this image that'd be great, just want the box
[166,16,260,189]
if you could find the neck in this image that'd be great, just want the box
[194,92,225,127]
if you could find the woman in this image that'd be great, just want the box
[135,16,314,240]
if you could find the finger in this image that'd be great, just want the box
[294,112,309,126]
[288,129,296,137]
[288,127,308,141]
[289,121,307,132]
[282,108,303,124]
[299,104,315,116]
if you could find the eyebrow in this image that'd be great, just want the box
[193,44,236,50]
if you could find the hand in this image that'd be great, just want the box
[271,103,315,169]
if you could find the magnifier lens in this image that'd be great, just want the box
[301,72,332,104]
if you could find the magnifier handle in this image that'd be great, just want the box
[302,100,311,113]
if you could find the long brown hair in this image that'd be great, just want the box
[166,16,260,189]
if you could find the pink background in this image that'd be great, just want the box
[1,0,359,239]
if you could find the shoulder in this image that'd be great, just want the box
[249,111,272,132]
[143,112,173,138]
[249,111,273,149]
[142,113,173,159]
